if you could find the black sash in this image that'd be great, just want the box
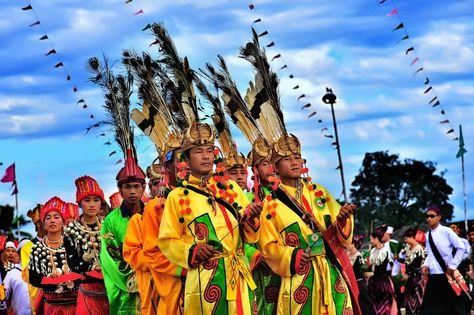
[428,231,448,272]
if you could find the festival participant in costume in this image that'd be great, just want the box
[20,205,44,315]
[1,242,31,315]
[382,226,403,312]
[399,227,425,315]
[63,175,109,315]
[420,205,468,315]
[28,197,82,315]
[346,236,376,315]
[158,120,262,315]
[367,225,397,315]
[89,56,144,315]
[109,192,123,210]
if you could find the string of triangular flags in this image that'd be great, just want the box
[247,3,342,168]
[20,3,98,125]
[380,0,459,141]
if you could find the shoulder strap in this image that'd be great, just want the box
[185,185,240,222]
[428,230,447,272]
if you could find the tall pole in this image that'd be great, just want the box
[462,153,467,232]
[15,188,20,238]
[322,88,348,203]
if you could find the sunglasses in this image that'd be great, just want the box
[425,214,439,219]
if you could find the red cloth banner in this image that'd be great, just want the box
[1,163,15,183]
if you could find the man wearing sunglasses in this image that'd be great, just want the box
[420,205,468,315]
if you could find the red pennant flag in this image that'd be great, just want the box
[29,21,40,27]
[410,57,419,66]
[387,8,398,16]
[21,5,33,10]
[132,9,144,15]
[249,4,255,10]
[0,164,15,183]
[54,62,64,68]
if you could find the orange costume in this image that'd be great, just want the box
[124,195,185,315]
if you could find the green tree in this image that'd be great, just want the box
[0,204,33,239]
[350,151,454,234]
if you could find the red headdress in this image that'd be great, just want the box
[109,192,123,209]
[64,203,80,221]
[40,196,68,222]
[75,175,105,203]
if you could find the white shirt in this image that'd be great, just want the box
[460,237,471,260]
[384,239,401,276]
[3,265,31,315]
[423,224,465,274]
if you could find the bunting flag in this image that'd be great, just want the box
[279,64,287,70]
[249,3,255,10]
[258,30,268,37]
[271,53,281,61]
[29,21,40,27]
[132,9,144,15]
[380,0,459,143]
[45,49,56,56]
[39,35,48,40]
[289,74,294,78]
[456,125,467,158]
[266,41,275,47]
[142,23,151,31]
[125,0,133,3]
[115,159,123,165]
[297,94,306,101]
[149,39,160,47]
[308,112,317,118]
[67,75,71,80]
[301,103,311,109]
[21,4,33,10]
[292,85,299,89]
[253,18,262,24]
[54,62,64,68]
[0,164,15,183]
[109,151,117,156]
[393,23,404,31]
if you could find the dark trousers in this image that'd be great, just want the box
[420,274,467,315]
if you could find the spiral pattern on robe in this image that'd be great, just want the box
[285,231,300,247]
[204,284,222,303]
[294,286,309,304]
[202,257,218,270]
[297,260,311,275]
[195,222,209,241]
[335,274,346,293]
[264,286,279,303]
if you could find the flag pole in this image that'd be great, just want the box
[461,153,467,232]
[15,182,20,238]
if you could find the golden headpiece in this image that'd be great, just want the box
[247,137,273,166]
[27,204,42,224]
[182,121,216,151]
[146,163,162,181]
[272,133,301,163]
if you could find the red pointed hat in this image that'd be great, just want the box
[40,196,68,222]
[116,149,146,185]
[75,175,105,203]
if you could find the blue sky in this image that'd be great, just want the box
[0,0,473,235]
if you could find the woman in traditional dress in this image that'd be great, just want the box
[64,176,109,315]
[400,227,425,315]
[28,197,82,315]
[366,225,397,315]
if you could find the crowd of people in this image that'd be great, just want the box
[1,24,472,315]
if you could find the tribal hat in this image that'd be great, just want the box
[146,163,162,181]
[109,192,123,209]
[40,196,68,222]
[75,175,105,203]
[64,203,79,221]
[27,204,42,224]
[271,133,301,163]
[116,149,146,185]
[181,121,216,151]
[247,137,273,167]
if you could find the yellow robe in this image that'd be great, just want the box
[20,239,41,315]
[259,181,354,315]
[123,213,158,315]
[157,175,258,315]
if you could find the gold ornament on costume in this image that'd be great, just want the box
[247,137,273,167]
[146,163,162,180]
[182,121,216,151]
[225,152,247,170]
[272,133,301,163]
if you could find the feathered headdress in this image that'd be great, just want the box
[87,55,145,184]
[239,28,301,162]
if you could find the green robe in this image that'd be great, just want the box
[100,204,141,314]
[246,187,281,315]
